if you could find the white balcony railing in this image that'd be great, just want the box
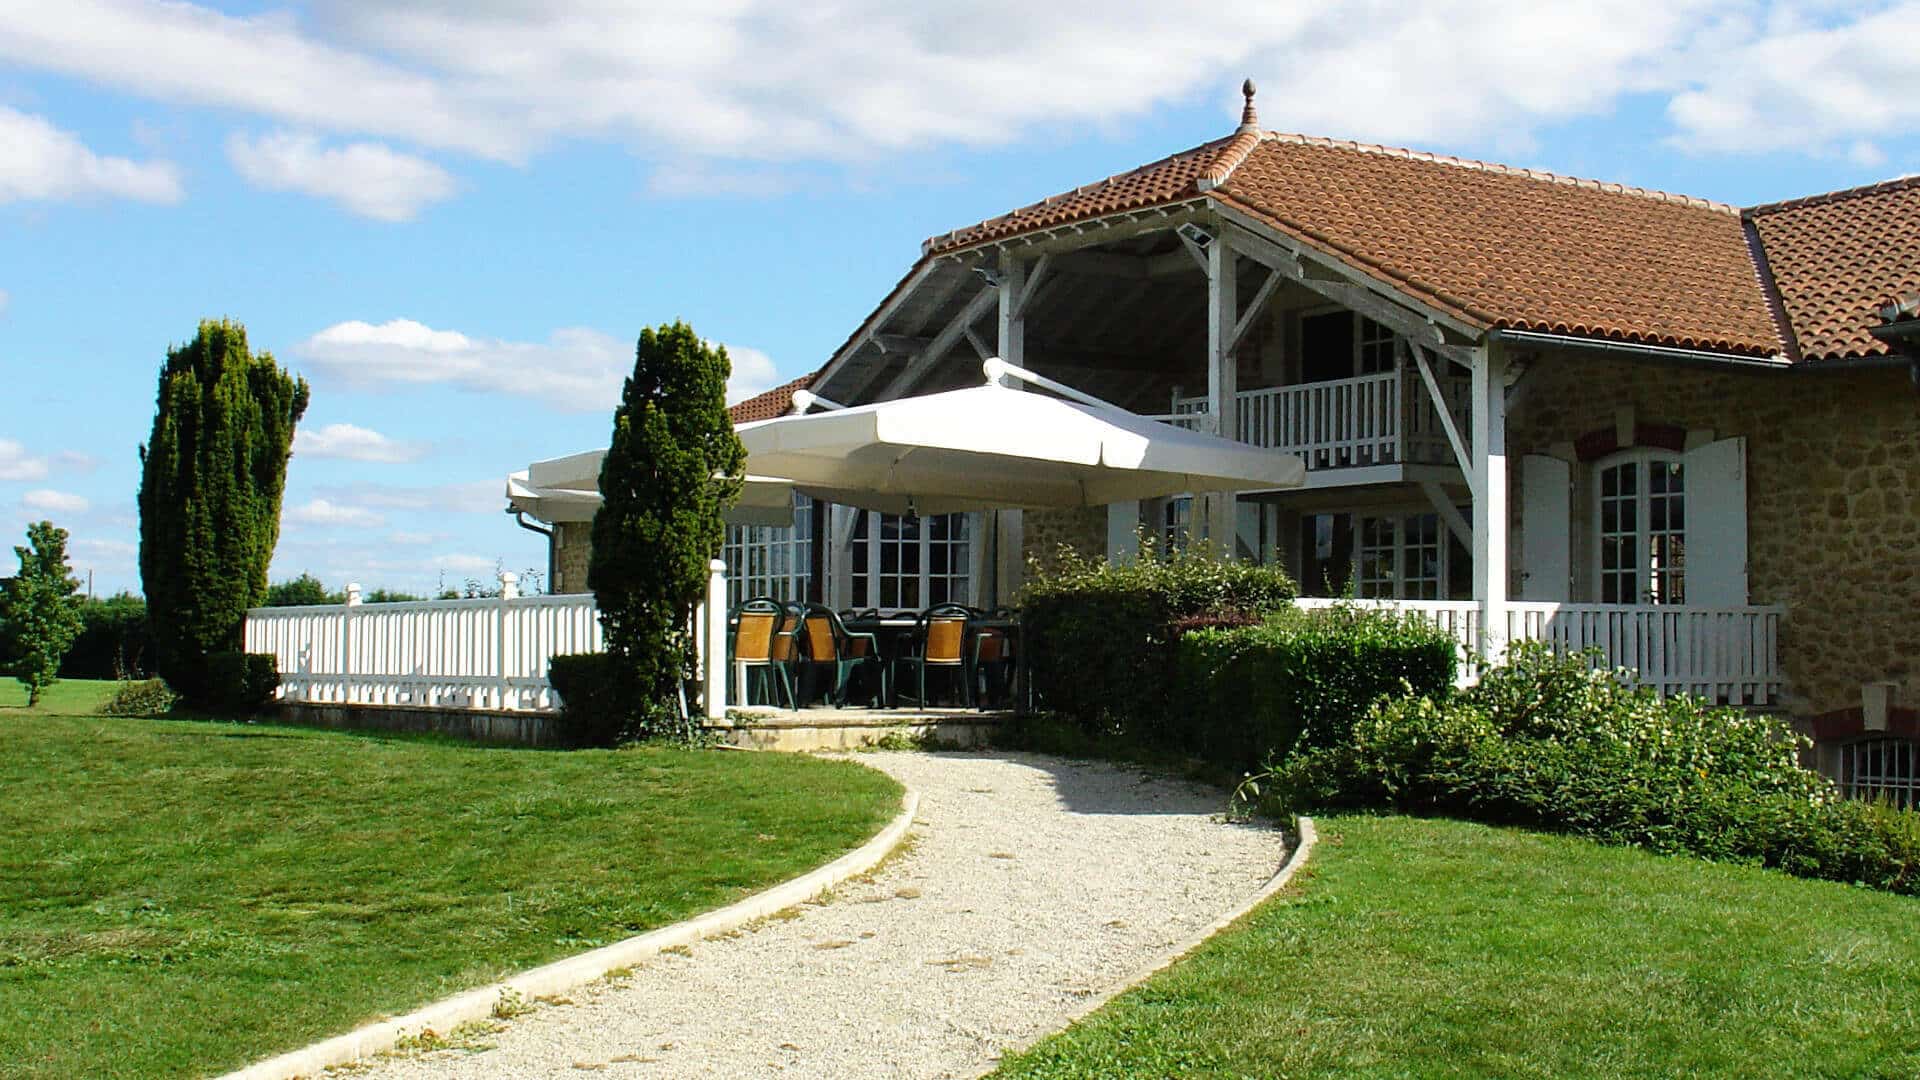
[1170,368,1470,473]
[1293,598,1784,705]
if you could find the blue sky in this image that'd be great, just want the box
[2,1,1916,597]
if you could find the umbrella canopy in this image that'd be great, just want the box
[507,452,798,528]
[735,384,1302,513]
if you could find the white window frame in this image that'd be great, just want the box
[1354,511,1448,600]
[848,511,973,610]
[723,494,812,606]
[1593,449,1686,605]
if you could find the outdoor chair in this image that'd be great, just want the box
[797,604,886,707]
[892,603,974,708]
[728,597,800,709]
[972,625,1015,707]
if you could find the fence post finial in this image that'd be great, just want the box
[499,572,520,600]
[345,582,362,606]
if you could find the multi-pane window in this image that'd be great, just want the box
[1162,497,1193,554]
[1354,513,1446,599]
[1841,739,1920,809]
[1597,452,1685,604]
[1358,316,1397,374]
[1301,310,1399,382]
[723,495,812,606]
[849,512,972,610]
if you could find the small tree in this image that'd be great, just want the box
[265,573,341,607]
[589,321,744,737]
[139,319,309,701]
[1,521,85,706]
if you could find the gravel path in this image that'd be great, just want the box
[361,750,1286,1080]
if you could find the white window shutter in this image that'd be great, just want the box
[1683,437,1747,606]
[1520,454,1571,601]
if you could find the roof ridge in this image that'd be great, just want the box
[921,136,1232,254]
[1744,173,1920,217]
[1257,132,1741,215]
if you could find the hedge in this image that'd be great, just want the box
[1254,643,1920,896]
[1019,543,1296,734]
[1172,604,1459,769]
[546,653,632,748]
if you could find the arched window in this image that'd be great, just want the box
[1840,738,1920,809]
[1594,450,1685,605]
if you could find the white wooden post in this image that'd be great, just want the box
[1471,344,1509,662]
[340,583,361,704]
[996,251,1026,382]
[1205,229,1239,555]
[495,573,516,710]
[704,558,728,720]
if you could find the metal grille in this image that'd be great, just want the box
[1841,738,1920,809]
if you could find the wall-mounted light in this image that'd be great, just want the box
[973,264,1004,287]
[1176,222,1215,249]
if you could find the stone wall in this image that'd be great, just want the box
[552,522,592,595]
[1020,506,1108,578]
[1507,353,1920,721]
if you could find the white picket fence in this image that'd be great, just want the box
[244,565,729,716]
[1296,598,1785,705]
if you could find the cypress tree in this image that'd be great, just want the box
[589,321,744,736]
[0,520,85,706]
[138,319,309,699]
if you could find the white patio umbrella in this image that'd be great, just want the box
[508,452,800,528]
[735,366,1303,513]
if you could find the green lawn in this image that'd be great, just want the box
[997,815,1920,1079]
[0,679,902,1079]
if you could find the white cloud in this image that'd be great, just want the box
[22,488,88,514]
[285,498,385,529]
[295,318,783,413]
[9,0,1896,174]
[226,130,456,220]
[1665,4,1920,158]
[0,289,9,317]
[0,105,183,204]
[295,422,426,463]
[725,344,780,405]
[296,319,625,412]
[0,438,48,481]
[313,479,502,515]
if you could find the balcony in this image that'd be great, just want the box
[1168,367,1471,483]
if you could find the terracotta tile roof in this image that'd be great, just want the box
[923,127,1786,358]
[1747,177,1920,361]
[1215,136,1783,356]
[727,372,814,424]
[922,137,1229,254]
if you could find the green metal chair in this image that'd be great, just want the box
[797,604,886,707]
[727,597,800,708]
[892,603,974,708]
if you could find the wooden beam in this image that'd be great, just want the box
[964,324,992,361]
[1419,480,1472,548]
[812,258,939,398]
[1204,233,1239,554]
[1178,228,1212,273]
[995,250,1028,385]
[873,333,931,355]
[1409,340,1475,492]
[1228,268,1281,352]
[870,286,998,400]
[1011,253,1054,319]
[1470,342,1510,658]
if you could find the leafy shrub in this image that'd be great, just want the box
[62,593,156,679]
[264,573,342,607]
[546,652,632,747]
[100,678,178,717]
[1172,605,1458,767]
[203,651,280,714]
[1254,643,1920,895]
[1019,540,1296,734]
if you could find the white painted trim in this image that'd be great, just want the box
[1410,341,1474,491]
[221,787,923,1080]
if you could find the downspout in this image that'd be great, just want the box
[511,509,557,592]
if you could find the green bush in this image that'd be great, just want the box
[100,678,178,717]
[1019,541,1296,734]
[202,652,280,714]
[1255,643,1920,895]
[1173,604,1458,768]
[546,653,632,747]
[62,594,156,679]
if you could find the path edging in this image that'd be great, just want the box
[997,815,1319,1063]
[220,786,922,1080]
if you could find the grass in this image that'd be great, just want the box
[0,678,902,1079]
[995,815,1920,1079]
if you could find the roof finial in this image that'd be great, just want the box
[1239,78,1258,130]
